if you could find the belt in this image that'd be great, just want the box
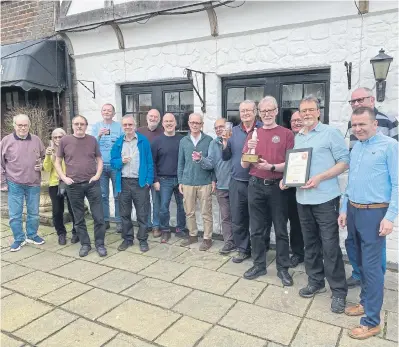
[251,177,279,186]
[122,177,138,180]
[350,201,389,209]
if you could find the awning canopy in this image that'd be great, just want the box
[1,38,66,93]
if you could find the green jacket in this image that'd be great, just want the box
[177,132,214,186]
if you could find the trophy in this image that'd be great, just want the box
[242,128,260,163]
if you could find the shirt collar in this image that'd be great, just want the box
[298,122,322,135]
[239,121,260,133]
[360,131,382,145]
[13,132,31,140]
[124,134,137,142]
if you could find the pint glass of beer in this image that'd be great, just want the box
[224,122,233,139]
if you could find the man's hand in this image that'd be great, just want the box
[254,158,271,171]
[45,147,54,156]
[154,182,160,191]
[279,179,288,190]
[122,156,131,164]
[0,185,8,192]
[89,175,100,184]
[211,181,216,193]
[98,128,109,138]
[63,177,74,185]
[338,213,347,229]
[301,175,322,189]
[34,163,43,172]
[221,133,228,149]
[247,139,258,150]
[379,219,393,236]
[179,184,184,195]
[192,151,202,162]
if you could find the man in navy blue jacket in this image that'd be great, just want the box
[110,115,153,253]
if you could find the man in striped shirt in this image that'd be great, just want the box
[346,87,398,288]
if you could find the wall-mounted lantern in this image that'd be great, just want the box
[370,48,393,102]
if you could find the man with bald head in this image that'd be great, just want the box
[346,87,398,288]
[137,109,163,238]
[151,113,186,242]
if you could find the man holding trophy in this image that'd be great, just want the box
[241,96,294,285]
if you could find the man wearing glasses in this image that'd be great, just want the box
[1,114,46,251]
[178,113,215,251]
[55,115,107,258]
[281,96,349,314]
[346,87,398,289]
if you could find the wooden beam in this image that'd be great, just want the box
[358,0,369,14]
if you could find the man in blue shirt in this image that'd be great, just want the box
[282,96,349,314]
[338,106,398,340]
[346,87,398,288]
[91,104,123,232]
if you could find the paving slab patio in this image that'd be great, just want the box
[17,251,74,271]
[88,269,144,293]
[1,333,25,347]
[173,248,231,270]
[39,281,92,306]
[98,251,157,273]
[291,318,341,347]
[1,263,34,284]
[105,333,157,347]
[339,333,397,347]
[386,310,398,342]
[224,277,267,303]
[138,259,190,282]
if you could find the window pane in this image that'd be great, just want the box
[126,95,134,112]
[246,86,264,105]
[6,92,12,109]
[180,91,194,113]
[139,112,147,127]
[12,91,19,107]
[138,94,152,112]
[304,83,325,107]
[165,92,180,113]
[181,111,190,131]
[282,84,302,109]
[227,88,244,109]
[226,111,240,126]
[282,109,296,129]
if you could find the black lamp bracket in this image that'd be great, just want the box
[184,68,206,113]
[77,80,95,99]
[344,61,352,90]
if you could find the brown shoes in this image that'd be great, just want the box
[348,325,380,339]
[199,239,213,251]
[345,304,365,316]
[180,236,198,247]
[152,228,162,238]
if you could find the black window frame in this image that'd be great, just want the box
[121,80,194,132]
[222,69,331,127]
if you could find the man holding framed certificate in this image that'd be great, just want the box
[241,96,294,286]
[281,95,349,314]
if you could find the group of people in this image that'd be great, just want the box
[0,87,397,341]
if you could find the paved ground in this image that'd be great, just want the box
[1,220,398,347]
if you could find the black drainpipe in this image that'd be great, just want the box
[64,45,75,125]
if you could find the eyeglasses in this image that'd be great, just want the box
[291,119,303,123]
[73,123,86,126]
[15,124,29,128]
[348,96,371,105]
[240,109,255,114]
[53,136,63,139]
[300,108,317,114]
[189,121,202,126]
[123,123,135,127]
[259,108,277,115]
[214,126,225,130]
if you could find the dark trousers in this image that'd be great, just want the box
[347,203,386,327]
[159,176,186,232]
[66,181,105,247]
[216,189,233,244]
[119,178,150,242]
[48,185,76,236]
[287,187,304,259]
[248,177,290,270]
[229,178,250,254]
[297,197,347,298]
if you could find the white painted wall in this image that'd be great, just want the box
[66,1,399,263]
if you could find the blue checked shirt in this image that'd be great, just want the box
[295,122,350,205]
[341,133,398,222]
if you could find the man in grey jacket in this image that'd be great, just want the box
[199,118,234,254]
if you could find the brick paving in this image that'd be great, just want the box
[1,221,398,347]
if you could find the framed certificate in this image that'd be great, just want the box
[283,148,312,187]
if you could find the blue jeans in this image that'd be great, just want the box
[148,185,160,229]
[346,225,386,280]
[100,164,120,223]
[347,203,386,327]
[159,177,186,232]
[8,181,40,242]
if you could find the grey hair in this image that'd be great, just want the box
[353,87,373,97]
[189,113,203,123]
[239,100,256,110]
[102,103,115,113]
[122,114,136,124]
[300,95,321,110]
[258,96,278,109]
[13,114,30,126]
[51,128,66,137]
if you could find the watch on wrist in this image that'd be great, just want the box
[270,164,276,172]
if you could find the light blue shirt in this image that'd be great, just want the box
[295,122,349,205]
[91,121,123,164]
[341,133,398,222]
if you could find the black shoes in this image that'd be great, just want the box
[117,240,133,251]
[105,221,110,230]
[299,284,327,298]
[331,296,346,314]
[243,265,267,280]
[219,242,236,255]
[347,275,361,288]
[58,234,66,245]
[277,270,294,286]
[289,255,304,268]
[96,245,107,257]
[139,241,149,252]
[232,252,250,263]
[71,234,79,244]
[116,223,122,234]
[79,245,91,257]
[161,232,171,243]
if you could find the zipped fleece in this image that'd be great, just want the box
[177,132,214,186]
